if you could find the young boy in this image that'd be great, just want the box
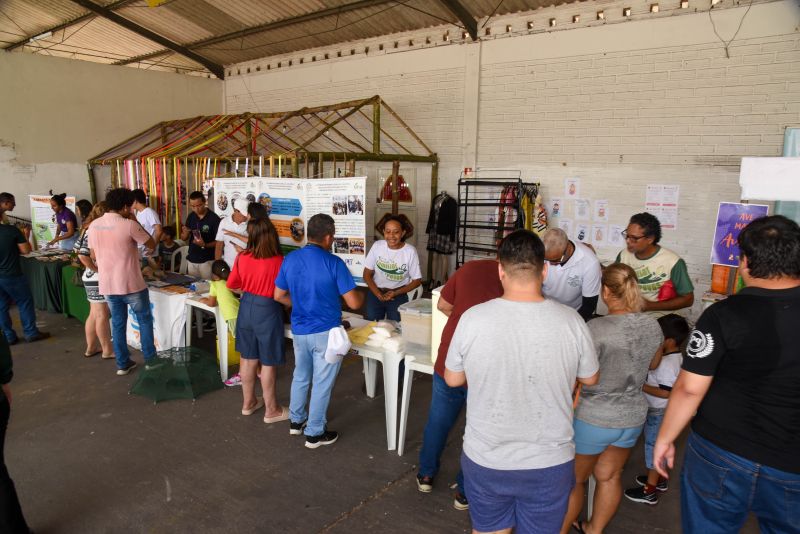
[158,226,181,271]
[199,260,242,386]
[624,313,690,505]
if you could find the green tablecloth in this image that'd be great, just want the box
[20,257,67,314]
[61,265,90,323]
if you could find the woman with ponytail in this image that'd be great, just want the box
[562,263,664,534]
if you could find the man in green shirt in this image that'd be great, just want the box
[0,193,49,345]
[616,212,694,316]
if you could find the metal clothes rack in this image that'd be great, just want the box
[456,169,524,267]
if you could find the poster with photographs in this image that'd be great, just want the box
[214,177,367,281]
[306,177,367,283]
[212,178,253,218]
[565,177,581,199]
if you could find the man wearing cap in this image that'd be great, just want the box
[215,199,249,269]
[541,227,601,321]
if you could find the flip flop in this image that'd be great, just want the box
[241,397,264,416]
[84,350,101,358]
[264,406,290,424]
[572,521,588,534]
[101,353,115,359]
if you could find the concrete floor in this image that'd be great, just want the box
[6,309,759,533]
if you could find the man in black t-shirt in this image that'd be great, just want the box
[180,191,220,280]
[654,215,800,533]
[0,193,49,345]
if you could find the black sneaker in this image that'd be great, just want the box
[635,474,668,492]
[416,474,434,493]
[305,430,338,449]
[25,332,50,343]
[624,485,659,505]
[453,492,469,511]
[289,420,307,436]
[116,360,138,376]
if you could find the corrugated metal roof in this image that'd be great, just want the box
[2,0,581,77]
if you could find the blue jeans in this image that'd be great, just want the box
[0,275,39,343]
[681,432,800,534]
[643,409,664,470]
[106,289,157,369]
[418,373,467,494]
[289,330,341,437]
[365,290,408,321]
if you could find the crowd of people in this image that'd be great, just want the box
[0,183,798,533]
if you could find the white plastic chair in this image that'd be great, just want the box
[407,285,423,301]
[170,245,189,274]
[397,353,435,456]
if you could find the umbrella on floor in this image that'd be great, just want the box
[130,347,223,403]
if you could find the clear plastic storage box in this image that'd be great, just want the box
[398,298,433,348]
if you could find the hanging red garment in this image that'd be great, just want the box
[381,174,413,203]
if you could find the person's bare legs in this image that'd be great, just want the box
[584,446,633,534]
[84,305,99,355]
[240,358,260,412]
[95,302,113,356]
[561,453,600,534]
[260,366,282,418]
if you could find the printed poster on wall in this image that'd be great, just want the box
[574,223,590,244]
[608,224,625,248]
[565,178,581,199]
[592,224,608,247]
[710,202,769,267]
[306,178,367,283]
[548,198,563,218]
[594,200,609,222]
[29,195,76,249]
[575,199,590,221]
[213,177,366,282]
[645,184,680,230]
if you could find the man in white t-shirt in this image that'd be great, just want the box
[542,227,601,320]
[132,189,162,260]
[215,199,249,269]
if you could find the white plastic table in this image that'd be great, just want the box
[349,342,404,451]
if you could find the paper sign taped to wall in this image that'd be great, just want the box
[739,157,800,201]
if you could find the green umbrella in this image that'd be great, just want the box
[130,347,224,404]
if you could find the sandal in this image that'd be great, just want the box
[572,521,588,534]
[241,397,264,416]
[84,350,101,358]
[264,406,290,424]
[101,353,115,359]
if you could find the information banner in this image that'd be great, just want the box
[710,202,769,267]
[213,177,366,282]
[29,195,76,249]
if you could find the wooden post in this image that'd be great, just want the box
[291,156,299,178]
[372,98,381,154]
[318,153,323,178]
[346,159,356,177]
[391,160,400,214]
[304,153,310,178]
[269,156,274,176]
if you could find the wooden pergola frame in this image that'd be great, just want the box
[88,95,440,275]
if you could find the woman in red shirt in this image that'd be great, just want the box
[227,218,288,423]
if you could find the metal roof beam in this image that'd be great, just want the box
[3,0,137,52]
[65,0,225,79]
[437,0,478,41]
[114,0,395,67]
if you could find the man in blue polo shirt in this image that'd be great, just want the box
[274,214,363,449]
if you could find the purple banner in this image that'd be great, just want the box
[711,202,769,267]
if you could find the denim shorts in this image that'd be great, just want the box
[573,419,644,455]
[462,453,574,533]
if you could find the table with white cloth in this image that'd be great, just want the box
[126,285,193,352]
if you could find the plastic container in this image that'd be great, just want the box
[398,298,433,348]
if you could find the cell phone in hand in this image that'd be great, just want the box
[192,230,202,241]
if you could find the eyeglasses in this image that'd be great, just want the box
[621,231,648,242]
[547,250,567,266]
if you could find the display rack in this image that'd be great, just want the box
[456,169,523,267]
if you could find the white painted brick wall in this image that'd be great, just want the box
[225,0,800,320]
